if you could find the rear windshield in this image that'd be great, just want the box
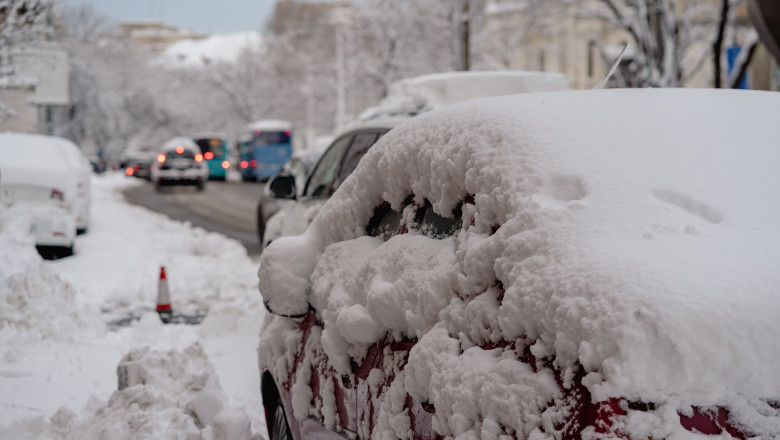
[195,138,224,156]
[165,150,196,160]
[254,131,290,146]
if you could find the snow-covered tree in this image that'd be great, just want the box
[0,0,57,120]
[587,0,746,87]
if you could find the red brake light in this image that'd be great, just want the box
[134,165,141,171]
[285,130,291,136]
[125,167,134,176]
[250,160,257,167]
[253,130,261,137]
[240,161,248,169]
[176,146,184,154]
[195,154,203,162]
[157,153,166,163]
[222,160,230,169]
[51,189,64,201]
[204,152,214,160]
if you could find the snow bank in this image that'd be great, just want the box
[0,204,89,342]
[258,88,780,438]
[0,172,265,437]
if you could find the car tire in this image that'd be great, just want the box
[268,396,293,440]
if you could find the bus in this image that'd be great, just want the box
[193,133,230,180]
[238,120,293,181]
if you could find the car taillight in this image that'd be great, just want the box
[222,160,230,169]
[157,153,166,163]
[250,160,257,167]
[205,152,214,160]
[240,161,248,169]
[134,165,141,171]
[285,130,291,136]
[125,167,134,176]
[51,189,64,201]
[176,146,184,154]
[195,154,203,162]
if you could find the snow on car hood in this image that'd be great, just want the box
[258,88,780,437]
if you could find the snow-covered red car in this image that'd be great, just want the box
[257,88,780,440]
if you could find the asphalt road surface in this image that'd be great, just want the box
[122,179,264,256]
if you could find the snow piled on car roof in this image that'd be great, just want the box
[359,70,569,121]
[257,88,780,438]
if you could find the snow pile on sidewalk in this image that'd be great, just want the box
[0,173,265,438]
[0,205,92,342]
[60,344,253,440]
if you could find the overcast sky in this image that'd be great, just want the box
[63,0,276,34]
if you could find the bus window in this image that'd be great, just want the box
[195,138,225,157]
[255,131,291,146]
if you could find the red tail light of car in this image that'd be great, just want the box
[240,161,248,169]
[205,152,214,160]
[157,153,166,163]
[221,161,230,169]
[195,154,204,162]
[250,160,257,168]
[125,167,134,176]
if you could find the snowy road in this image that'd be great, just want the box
[123,179,265,256]
[0,173,268,439]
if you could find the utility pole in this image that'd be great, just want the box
[460,0,470,71]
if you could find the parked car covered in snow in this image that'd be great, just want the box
[262,118,404,248]
[150,137,208,191]
[262,70,570,248]
[257,150,322,245]
[257,89,780,440]
[0,133,88,254]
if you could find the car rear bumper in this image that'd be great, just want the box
[29,206,76,247]
[155,168,207,182]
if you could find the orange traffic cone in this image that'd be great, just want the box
[156,266,173,323]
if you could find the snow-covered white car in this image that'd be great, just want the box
[257,88,780,440]
[262,118,405,248]
[150,137,208,191]
[257,150,322,244]
[54,136,92,234]
[0,133,85,254]
[262,70,570,248]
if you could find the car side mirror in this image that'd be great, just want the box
[269,175,296,200]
